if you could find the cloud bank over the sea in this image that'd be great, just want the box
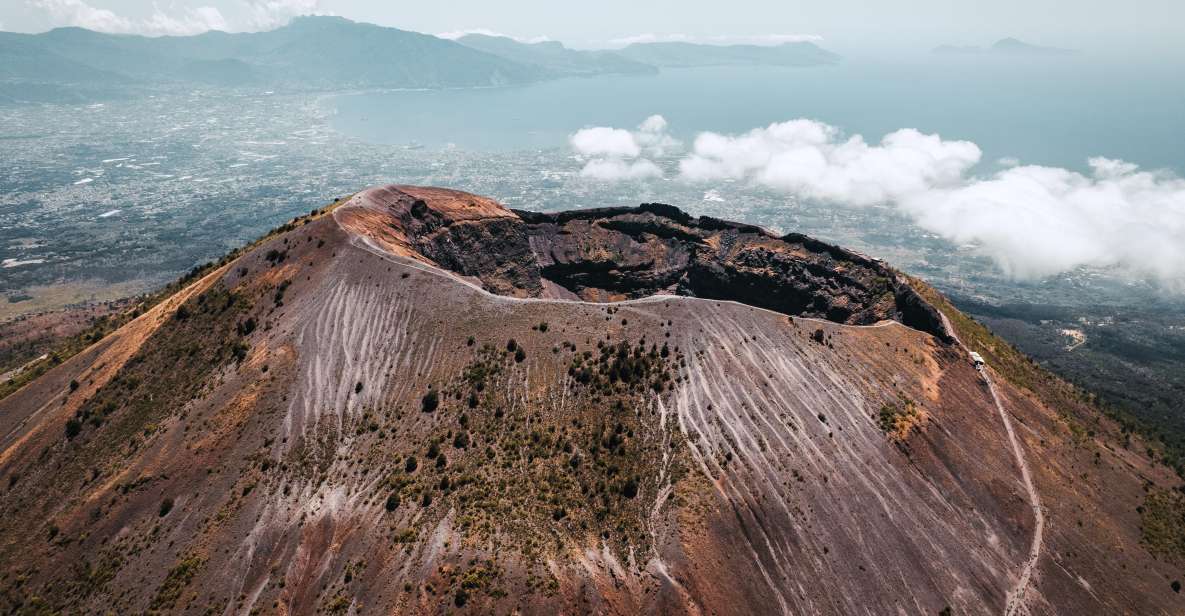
[568,117,1185,285]
[569,115,678,181]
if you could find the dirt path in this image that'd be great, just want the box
[985,368,1044,616]
[936,312,1043,615]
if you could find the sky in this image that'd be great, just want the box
[5,0,1185,56]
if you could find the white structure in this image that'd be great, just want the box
[969,351,985,367]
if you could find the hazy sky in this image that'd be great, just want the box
[5,0,1184,55]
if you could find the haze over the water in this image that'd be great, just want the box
[2,0,1184,296]
[5,0,1185,58]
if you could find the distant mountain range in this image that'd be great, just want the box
[455,33,658,77]
[933,37,1076,57]
[0,17,840,103]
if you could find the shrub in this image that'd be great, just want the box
[421,390,439,413]
[159,497,174,517]
[453,432,469,449]
[65,418,82,439]
[404,456,418,473]
[621,477,639,498]
[354,381,363,394]
[506,339,518,352]
[273,280,291,307]
[514,347,526,363]
[385,493,400,512]
[811,328,825,344]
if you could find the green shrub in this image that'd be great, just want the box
[421,390,439,413]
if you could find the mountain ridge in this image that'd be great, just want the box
[0,18,841,103]
[0,185,1179,614]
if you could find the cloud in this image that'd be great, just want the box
[28,0,227,35]
[243,0,324,30]
[580,117,1185,285]
[903,158,1185,281]
[607,33,694,46]
[26,0,325,35]
[570,127,641,158]
[681,120,980,206]
[569,115,680,181]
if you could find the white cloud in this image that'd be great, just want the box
[681,120,980,206]
[28,0,227,36]
[26,0,326,35]
[570,126,641,158]
[607,33,694,46]
[903,158,1185,281]
[243,0,323,31]
[569,115,681,181]
[581,116,1185,285]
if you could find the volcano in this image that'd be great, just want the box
[0,185,1179,615]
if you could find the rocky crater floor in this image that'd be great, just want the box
[0,185,1181,615]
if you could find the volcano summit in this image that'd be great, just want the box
[0,186,1179,615]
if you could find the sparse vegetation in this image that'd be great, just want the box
[877,398,923,440]
[1140,488,1185,562]
[421,389,439,413]
[150,555,205,611]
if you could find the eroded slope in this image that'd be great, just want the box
[0,186,1179,615]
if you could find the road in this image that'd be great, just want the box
[936,312,1044,615]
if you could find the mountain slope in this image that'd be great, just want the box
[456,34,656,76]
[0,186,1179,614]
[0,17,547,92]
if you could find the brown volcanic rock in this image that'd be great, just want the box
[0,184,1179,615]
[343,186,950,340]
